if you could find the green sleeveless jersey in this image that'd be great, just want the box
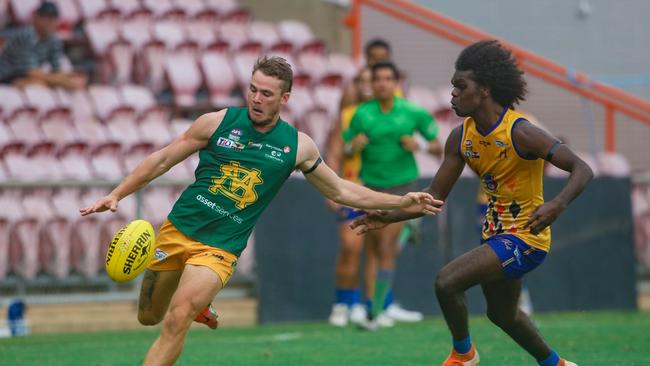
[167,107,298,256]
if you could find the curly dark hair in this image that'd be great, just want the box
[455,40,527,107]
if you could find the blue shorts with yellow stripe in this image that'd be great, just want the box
[483,234,547,279]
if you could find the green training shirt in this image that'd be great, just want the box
[167,107,298,256]
[342,96,438,188]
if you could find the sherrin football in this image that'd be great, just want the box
[106,219,155,283]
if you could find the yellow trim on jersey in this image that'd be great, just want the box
[340,105,362,183]
[460,108,551,252]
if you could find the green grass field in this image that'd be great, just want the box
[2,311,649,365]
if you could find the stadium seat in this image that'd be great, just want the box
[297,52,330,83]
[75,0,119,20]
[120,16,154,50]
[5,110,46,147]
[203,0,240,15]
[0,123,14,149]
[277,20,322,52]
[597,151,631,177]
[327,53,358,83]
[139,40,168,92]
[165,52,203,108]
[51,188,102,278]
[89,142,126,180]
[141,0,177,18]
[28,142,64,181]
[184,20,219,50]
[154,20,195,51]
[3,144,36,181]
[21,84,70,118]
[295,108,332,152]
[85,20,122,56]
[20,188,71,278]
[8,0,40,24]
[0,217,10,279]
[2,190,40,280]
[142,187,176,228]
[58,142,95,181]
[218,21,252,52]
[124,142,155,173]
[171,0,208,17]
[0,86,39,126]
[232,52,258,88]
[248,21,291,52]
[109,0,143,18]
[285,85,315,120]
[120,84,167,121]
[312,84,342,118]
[200,51,243,108]
[88,85,135,122]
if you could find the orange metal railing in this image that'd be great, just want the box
[347,0,650,152]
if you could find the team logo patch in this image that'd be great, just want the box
[465,139,473,147]
[231,129,242,136]
[209,161,263,209]
[154,248,168,260]
[482,173,498,193]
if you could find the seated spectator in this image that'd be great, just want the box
[0,2,86,89]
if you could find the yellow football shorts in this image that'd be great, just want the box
[148,219,238,286]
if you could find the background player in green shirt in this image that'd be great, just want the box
[343,61,442,328]
[80,56,442,366]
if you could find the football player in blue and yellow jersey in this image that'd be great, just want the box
[352,41,592,366]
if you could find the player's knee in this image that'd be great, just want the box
[486,309,515,329]
[434,270,456,296]
[163,304,195,334]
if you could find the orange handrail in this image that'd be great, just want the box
[350,0,650,151]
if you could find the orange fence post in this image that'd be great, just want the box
[605,106,616,152]
[344,0,362,61]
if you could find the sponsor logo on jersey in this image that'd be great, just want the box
[217,137,245,150]
[283,146,291,153]
[495,140,509,147]
[479,140,491,147]
[228,134,241,141]
[465,139,473,147]
[482,173,498,193]
[209,161,263,209]
[230,129,242,136]
[154,248,168,260]
[247,141,263,150]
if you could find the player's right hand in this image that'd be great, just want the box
[349,210,390,234]
[79,194,119,216]
[350,134,369,152]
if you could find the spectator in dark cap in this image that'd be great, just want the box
[0,1,87,89]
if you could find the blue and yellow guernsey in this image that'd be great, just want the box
[168,107,298,256]
[460,108,551,252]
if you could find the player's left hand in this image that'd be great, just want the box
[523,200,567,235]
[400,135,419,152]
[399,192,444,215]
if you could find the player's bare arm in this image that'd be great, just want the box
[79,110,227,216]
[513,120,594,234]
[295,132,442,213]
[351,126,463,233]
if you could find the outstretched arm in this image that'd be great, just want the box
[296,132,441,212]
[80,110,226,216]
[351,126,465,232]
[513,120,593,234]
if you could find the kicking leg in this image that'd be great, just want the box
[142,264,224,366]
[137,269,182,325]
